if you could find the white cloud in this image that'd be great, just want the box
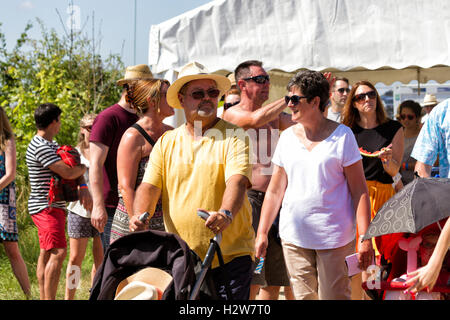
[20,1,35,10]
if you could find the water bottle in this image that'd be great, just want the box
[254,257,265,274]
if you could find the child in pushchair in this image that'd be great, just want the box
[363,218,450,300]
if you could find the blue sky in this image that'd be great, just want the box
[0,0,211,67]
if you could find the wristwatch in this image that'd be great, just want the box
[219,209,233,222]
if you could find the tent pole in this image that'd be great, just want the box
[417,68,421,96]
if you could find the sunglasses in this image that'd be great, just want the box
[336,88,350,94]
[223,101,240,109]
[400,114,416,120]
[353,90,377,102]
[189,88,221,100]
[285,95,307,105]
[243,75,270,84]
[83,125,92,132]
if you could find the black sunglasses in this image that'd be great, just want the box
[400,114,416,120]
[285,95,307,105]
[243,75,270,84]
[223,101,240,110]
[189,88,221,100]
[336,88,350,94]
[353,90,377,102]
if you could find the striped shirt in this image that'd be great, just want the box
[26,135,66,215]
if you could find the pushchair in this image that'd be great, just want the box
[90,225,231,300]
[362,218,450,300]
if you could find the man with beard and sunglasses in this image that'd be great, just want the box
[326,77,350,122]
[130,62,255,300]
[223,60,294,300]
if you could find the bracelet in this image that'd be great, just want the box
[405,162,409,170]
[359,234,365,243]
[79,183,88,189]
[402,162,406,170]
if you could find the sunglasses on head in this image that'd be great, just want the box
[189,88,221,100]
[285,95,307,105]
[400,114,416,120]
[243,75,270,84]
[353,90,377,102]
[83,125,92,132]
[336,88,350,94]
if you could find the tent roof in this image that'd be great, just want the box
[148,0,450,85]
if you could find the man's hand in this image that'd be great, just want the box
[91,205,107,233]
[205,211,232,234]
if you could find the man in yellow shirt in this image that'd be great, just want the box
[130,62,255,300]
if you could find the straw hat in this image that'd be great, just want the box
[167,61,231,109]
[114,267,172,300]
[227,72,236,87]
[117,64,154,86]
[422,93,438,107]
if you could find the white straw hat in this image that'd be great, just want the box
[114,267,172,300]
[114,281,160,300]
[422,93,438,107]
[167,61,231,109]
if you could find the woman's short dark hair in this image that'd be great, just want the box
[34,103,62,129]
[398,100,422,118]
[286,70,330,112]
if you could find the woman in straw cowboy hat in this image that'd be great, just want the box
[109,77,174,243]
[89,64,153,251]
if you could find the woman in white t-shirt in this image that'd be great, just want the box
[255,71,374,300]
[65,114,104,300]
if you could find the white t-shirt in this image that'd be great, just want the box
[272,124,362,250]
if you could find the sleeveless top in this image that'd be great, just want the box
[0,151,18,240]
[352,120,402,184]
[116,123,163,231]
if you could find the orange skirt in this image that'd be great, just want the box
[356,180,395,256]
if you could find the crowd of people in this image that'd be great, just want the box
[1,59,449,300]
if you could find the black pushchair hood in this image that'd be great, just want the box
[90,230,199,300]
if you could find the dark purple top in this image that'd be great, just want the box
[90,104,138,207]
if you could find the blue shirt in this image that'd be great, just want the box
[411,99,450,178]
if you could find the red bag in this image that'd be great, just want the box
[48,145,81,204]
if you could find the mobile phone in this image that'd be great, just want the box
[345,253,362,277]
[139,212,150,222]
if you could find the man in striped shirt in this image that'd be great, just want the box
[26,103,88,300]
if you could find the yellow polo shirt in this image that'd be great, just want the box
[142,119,254,267]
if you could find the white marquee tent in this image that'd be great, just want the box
[148,0,450,126]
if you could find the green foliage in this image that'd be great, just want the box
[0,19,125,299]
[0,19,123,180]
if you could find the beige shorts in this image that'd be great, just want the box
[282,239,355,300]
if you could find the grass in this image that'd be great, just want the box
[0,209,96,300]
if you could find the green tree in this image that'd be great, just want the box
[0,18,123,197]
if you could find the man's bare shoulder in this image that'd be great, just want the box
[223,103,252,119]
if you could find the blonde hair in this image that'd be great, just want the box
[78,113,97,151]
[0,107,13,152]
[125,79,170,115]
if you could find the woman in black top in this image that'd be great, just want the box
[342,80,404,299]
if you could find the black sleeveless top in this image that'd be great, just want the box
[352,120,402,184]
